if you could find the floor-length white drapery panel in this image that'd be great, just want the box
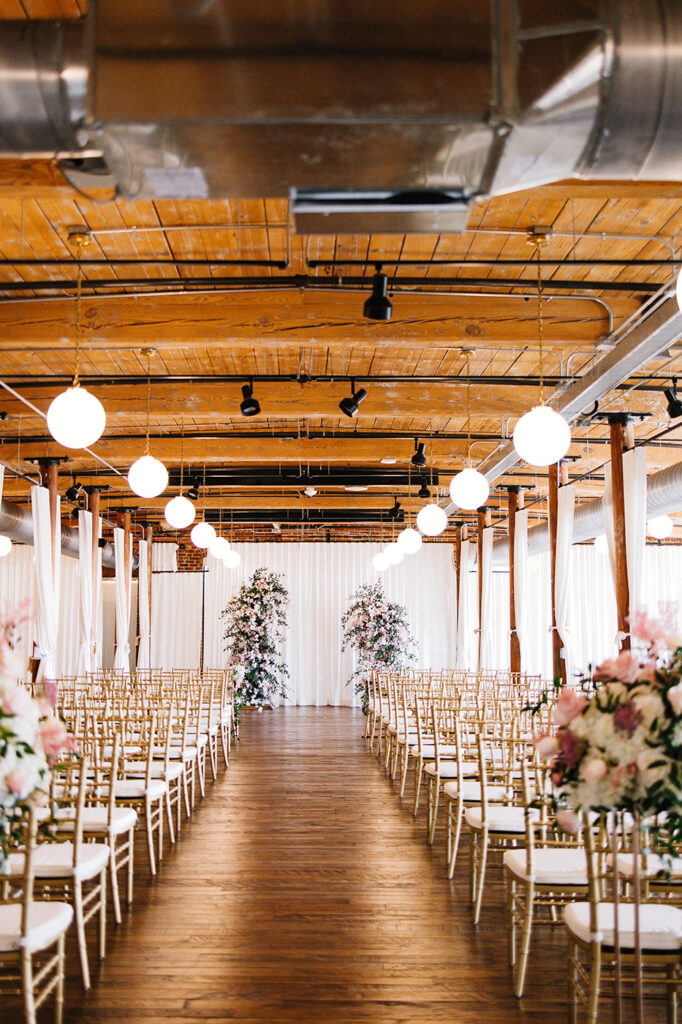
[30,486,60,680]
[0,543,34,671]
[113,528,133,672]
[456,540,476,670]
[198,541,456,706]
[642,545,682,630]
[602,464,618,593]
[152,543,177,571]
[523,550,553,679]
[556,484,576,682]
[567,545,619,678]
[151,570,202,670]
[57,555,80,676]
[623,447,647,627]
[479,528,495,670]
[514,508,531,672]
[137,539,151,670]
[77,510,93,674]
[93,513,103,670]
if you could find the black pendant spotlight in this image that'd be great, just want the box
[186,478,200,502]
[418,481,430,499]
[411,439,427,467]
[664,379,682,420]
[363,264,392,321]
[240,379,261,417]
[338,379,368,418]
[65,477,83,503]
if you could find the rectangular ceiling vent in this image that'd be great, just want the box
[292,189,471,235]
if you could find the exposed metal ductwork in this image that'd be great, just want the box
[0,497,121,569]
[1,1,681,212]
[491,457,682,566]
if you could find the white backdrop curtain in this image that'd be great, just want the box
[92,512,103,670]
[456,540,474,670]
[479,528,495,670]
[602,464,618,596]
[30,486,60,680]
[137,539,151,670]
[77,510,93,674]
[152,541,456,705]
[113,528,133,672]
[152,543,177,571]
[623,447,647,629]
[556,484,576,682]
[513,508,530,672]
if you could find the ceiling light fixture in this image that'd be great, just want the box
[240,379,261,417]
[164,422,196,530]
[449,350,489,510]
[0,534,12,557]
[513,235,571,467]
[338,379,368,418]
[664,379,682,420]
[416,503,447,537]
[47,233,106,450]
[363,264,392,321]
[397,527,422,555]
[191,520,216,548]
[65,477,83,503]
[648,514,674,540]
[411,439,427,467]
[186,479,200,501]
[209,536,230,560]
[128,349,169,499]
[304,486,318,498]
[384,542,403,565]
[372,551,388,572]
[418,481,430,499]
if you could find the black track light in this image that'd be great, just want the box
[389,498,402,520]
[240,380,261,417]
[363,265,392,321]
[338,380,368,418]
[418,481,430,499]
[411,440,427,467]
[65,478,82,503]
[665,379,682,420]
[186,478,200,501]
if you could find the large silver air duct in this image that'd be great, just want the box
[0,497,120,569]
[491,458,682,566]
[0,1,680,209]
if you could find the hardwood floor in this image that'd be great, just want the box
[8,707,667,1023]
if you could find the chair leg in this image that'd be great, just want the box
[127,828,135,905]
[21,949,36,1024]
[144,796,157,876]
[428,780,440,845]
[98,869,107,960]
[399,748,410,798]
[55,933,66,1024]
[220,722,230,766]
[514,882,534,998]
[164,788,176,845]
[586,944,601,1024]
[506,872,516,967]
[208,735,218,780]
[567,941,579,1024]
[447,799,464,879]
[413,761,423,818]
[157,797,164,863]
[109,836,122,925]
[472,829,489,924]
[73,881,91,989]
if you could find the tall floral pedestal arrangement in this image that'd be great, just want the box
[533,611,682,1024]
[222,568,289,711]
[341,582,416,712]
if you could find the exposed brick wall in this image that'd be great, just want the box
[176,543,206,572]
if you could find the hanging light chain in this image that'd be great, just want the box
[530,233,548,405]
[73,236,84,387]
[144,349,153,457]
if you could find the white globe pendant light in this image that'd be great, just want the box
[417,503,448,537]
[128,454,169,499]
[223,548,241,569]
[449,466,489,510]
[594,533,609,555]
[397,527,422,555]
[384,542,403,565]
[190,520,216,548]
[513,405,571,467]
[648,514,674,540]
[372,551,388,572]
[164,495,196,530]
[209,536,230,560]
[47,386,106,450]
[0,534,12,557]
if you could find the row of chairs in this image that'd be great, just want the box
[365,669,682,1023]
[0,668,235,1024]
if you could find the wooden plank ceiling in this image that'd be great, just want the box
[1,1,681,544]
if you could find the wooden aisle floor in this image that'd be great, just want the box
[24,707,658,1024]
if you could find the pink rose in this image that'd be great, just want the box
[36,716,71,761]
[5,767,36,799]
[533,733,559,761]
[552,688,588,726]
[2,684,35,720]
[580,758,608,784]
[667,682,682,717]
[0,642,25,680]
[593,651,640,684]
[556,809,581,834]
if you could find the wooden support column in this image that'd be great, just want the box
[507,488,522,677]
[609,416,631,650]
[547,463,563,683]
[146,524,153,669]
[453,524,462,625]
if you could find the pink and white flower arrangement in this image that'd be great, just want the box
[341,582,416,710]
[222,569,289,708]
[533,614,682,841]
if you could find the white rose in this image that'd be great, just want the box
[590,713,615,748]
[580,758,608,784]
[668,683,682,717]
[635,747,669,790]
[632,691,665,727]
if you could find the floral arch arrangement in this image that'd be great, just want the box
[222,568,289,709]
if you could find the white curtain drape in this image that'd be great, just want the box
[623,447,647,629]
[137,539,151,670]
[30,486,60,680]
[602,463,618,595]
[513,508,530,672]
[479,528,495,670]
[556,484,576,682]
[92,511,102,669]
[456,540,474,670]
[113,527,133,672]
[77,510,93,674]
[152,543,177,571]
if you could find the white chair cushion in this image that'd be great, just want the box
[55,806,137,836]
[8,842,109,882]
[169,746,199,762]
[424,761,477,780]
[115,779,167,801]
[0,902,73,953]
[464,805,530,833]
[504,847,588,885]
[611,853,682,879]
[410,744,457,758]
[396,732,419,744]
[443,781,506,803]
[564,902,682,951]
[124,759,183,781]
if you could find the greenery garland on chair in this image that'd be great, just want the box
[222,568,289,710]
[341,582,416,712]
